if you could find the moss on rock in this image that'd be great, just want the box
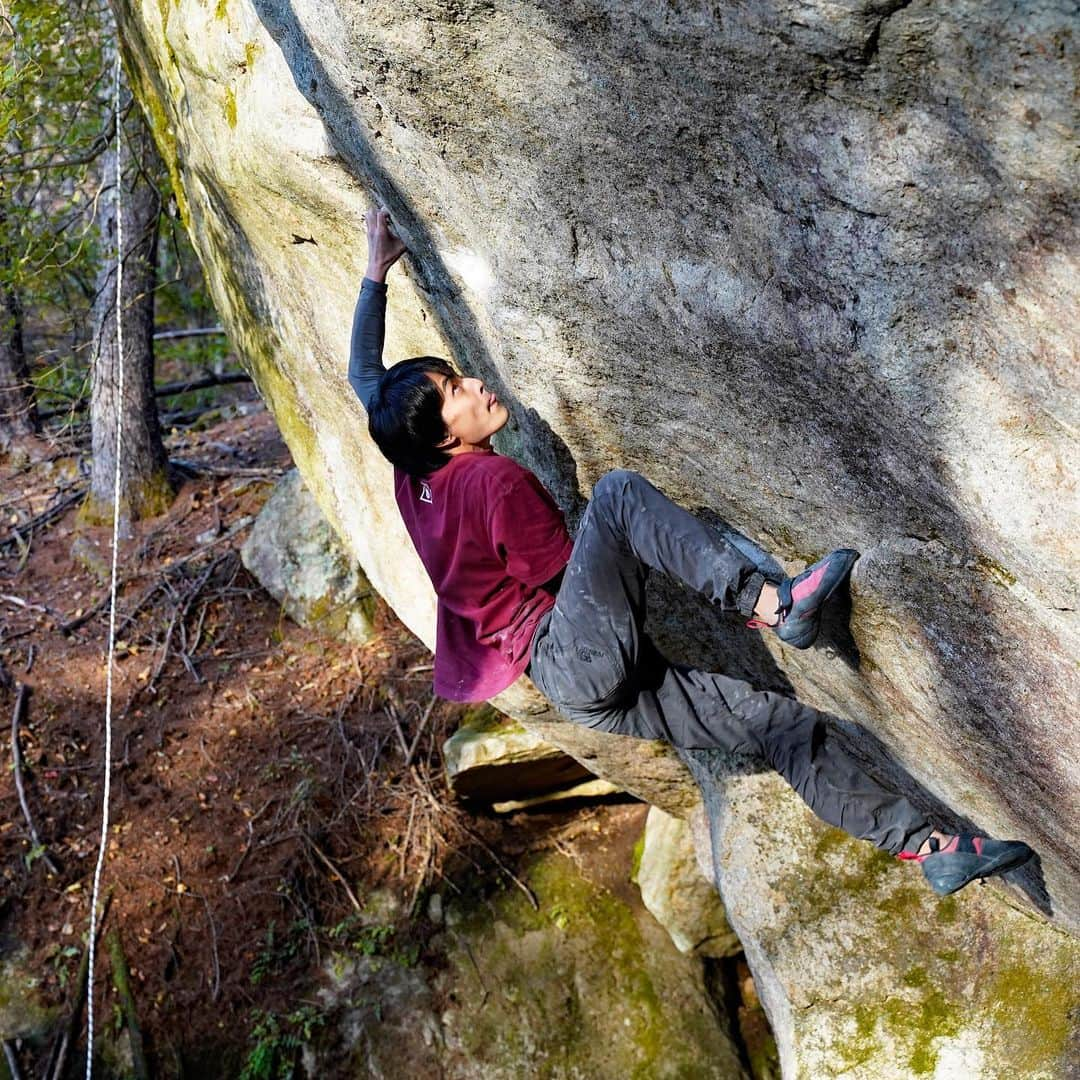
[717,772,1080,1078]
[222,84,237,129]
[0,953,59,1046]
[439,848,744,1078]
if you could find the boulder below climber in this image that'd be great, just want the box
[307,810,748,1078]
[240,468,378,644]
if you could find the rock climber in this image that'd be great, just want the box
[348,206,1033,897]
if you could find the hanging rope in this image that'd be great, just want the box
[84,45,125,1080]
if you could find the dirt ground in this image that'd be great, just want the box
[0,399,651,1077]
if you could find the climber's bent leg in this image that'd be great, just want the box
[563,651,933,857]
[584,469,767,614]
[526,468,930,853]
[528,468,765,712]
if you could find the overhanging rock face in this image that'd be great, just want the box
[116,0,1079,1071]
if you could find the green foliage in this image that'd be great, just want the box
[0,1,112,321]
[48,944,80,989]
[327,915,391,954]
[239,1005,326,1080]
[0,0,238,426]
[327,914,418,967]
[250,918,313,986]
[22,842,46,870]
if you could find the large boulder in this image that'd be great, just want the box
[114,0,1080,1072]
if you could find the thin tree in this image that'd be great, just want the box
[0,197,37,445]
[78,73,173,529]
[0,13,39,447]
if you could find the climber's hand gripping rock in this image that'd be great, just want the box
[364,207,407,282]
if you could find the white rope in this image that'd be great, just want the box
[85,46,125,1080]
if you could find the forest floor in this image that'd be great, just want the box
[0,393,649,1077]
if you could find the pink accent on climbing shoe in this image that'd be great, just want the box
[791,561,829,603]
[897,834,963,862]
[746,618,773,631]
[973,836,984,855]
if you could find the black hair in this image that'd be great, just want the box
[367,356,458,477]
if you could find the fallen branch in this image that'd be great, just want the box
[110,579,170,637]
[0,488,86,555]
[152,326,226,342]
[106,928,149,1080]
[36,368,249,419]
[10,683,61,876]
[127,555,224,710]
[306,835,363,912]
[225,820,255,885]
[170,458,286,479]
[1,593,64,621]
[200,893,222,1002]
[408,816,435,916]
[63,524,248,637]
[160,514,254,571]
[399,794,419,880]
[389,702,411,762]
[155,371,251,397]
[412,766,538,910]
[191,646,275,665]
[404,695,438,768]
[225,797,277,884]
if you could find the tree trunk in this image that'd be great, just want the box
[0,200,38,448]
[79,104,173,530]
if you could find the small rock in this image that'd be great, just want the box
[492,777,622,813]
[70,534,110,583]
[240,469,378,644]
[443,705,598,803]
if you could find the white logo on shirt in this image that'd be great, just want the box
[419,480,433,504]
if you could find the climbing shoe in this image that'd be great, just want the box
[748,548,860,649]
[898,834,1034,896]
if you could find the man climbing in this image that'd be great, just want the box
[348,207,1033,898]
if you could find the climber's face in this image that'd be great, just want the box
[427,371,510,454]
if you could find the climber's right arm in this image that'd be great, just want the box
[348,276,389,412]
[348,208,407,412]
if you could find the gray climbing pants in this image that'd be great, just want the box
[526,470,933,856]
